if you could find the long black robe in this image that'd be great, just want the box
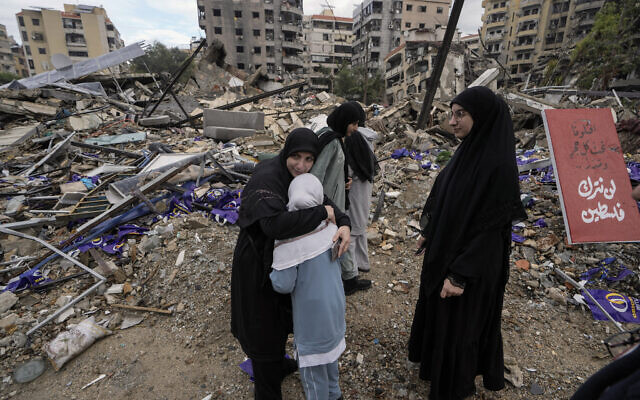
[408,87,527,400]
[230,128,350,362]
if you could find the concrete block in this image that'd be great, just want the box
[203,109,264,131]
[139,115,170,127]
[204,126,257,141]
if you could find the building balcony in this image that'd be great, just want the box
[578,16,596,26]
[66,41,87,47]
[574,0,605,12]
[517,28,538,36]
[520,0,542,6]
[283,56,304,66]
[282,41,303,51]
[514,42,536,50]
[486,20,506,28]
[385,65,402,79]
[485,32,505,42]
[281,23,302,33]
[281,5,303,16]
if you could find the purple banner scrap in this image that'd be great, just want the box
[583,289,640,324]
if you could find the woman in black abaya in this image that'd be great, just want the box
[230,128,351,400]
[408,87,527,400]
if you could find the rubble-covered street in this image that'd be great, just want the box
[0,33,639,400]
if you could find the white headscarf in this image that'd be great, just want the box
[271,173,338,270]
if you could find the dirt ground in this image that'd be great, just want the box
[7,177,631,400]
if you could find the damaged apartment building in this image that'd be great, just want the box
[15,4,125,76]
[352,0,452,75]
[384,28,465,105]
[480,0,606,82]
[302,11,354,91]
[198,0,304,78]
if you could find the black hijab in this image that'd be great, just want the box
[238,127,319,229]
[322,101,378,182]
[420,86,527,295]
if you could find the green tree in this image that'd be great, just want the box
[0,71,21,85]
[571,0,640,89]
[130,41,193,82]
[333,64,384,105]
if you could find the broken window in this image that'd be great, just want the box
[18,16,25,27]
[236,46,244,53]
[38,47,46,54]
[234,10,242,18]
[405,22,411,28]
[406,4,413,11]
[253,29,260,37]
[236,28,243,36]
[552,1,570,13]
[419,23,425,28]
[21,31,28,42]
[419,6,427,12]
[32,18,40,26]
[214,27,222,34]
[68,51,88,57]
[213,8,221,16]
[253,46,261,54]
[237,63,245,70]
[437,7,443,13]
[28,59,34,69]
[32,32,44,41]
[253,12,259,18]
[25,45,31,55]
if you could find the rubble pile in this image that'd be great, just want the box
[0,48,639,399]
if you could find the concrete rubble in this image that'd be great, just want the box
[0,41,638,399]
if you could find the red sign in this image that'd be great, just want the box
[542,108,640,243]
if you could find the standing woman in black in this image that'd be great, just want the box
[231,128,351,399]
[408,87,527,400]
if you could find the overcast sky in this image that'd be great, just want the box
[1,0,483,48]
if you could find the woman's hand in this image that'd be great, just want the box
[324,205,336,224]
[333,225,351,258]
[440,278,464,298]
[415,235,426,256]
[345,177,353,190]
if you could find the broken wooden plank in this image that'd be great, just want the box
[110,304,172,315]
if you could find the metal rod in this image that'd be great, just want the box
[0,227,105,336]
[416,0,465,129]
[145,39,207,118]
[70,141,142,159]
[552,265,625,332]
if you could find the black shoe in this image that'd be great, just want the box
[343,277,372,296]
[357,267,370,273]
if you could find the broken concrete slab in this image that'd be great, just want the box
[203,109,264,131]
[139,115,170,127]
[60,181,89,193]
[0,124,40,150]
[0,98,57,117]
[67,114,102,131]
[204,126,257,141]
[84,132,147,146]
[468,68,500,89]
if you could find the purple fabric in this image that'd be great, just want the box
[75,224,149,255]
[581,257,634,283]
[583,289,640,324]
[391,148,410,159]
[511,233,525,243]
[239,359,254,382]
[628,161,640,181]
[534,218,547,228]
[3,268,51,292]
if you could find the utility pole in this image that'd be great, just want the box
[416,0,465,129]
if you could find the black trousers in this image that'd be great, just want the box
[253,358,296,400]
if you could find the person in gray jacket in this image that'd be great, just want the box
[311,101,372,295]
[270,173,346,400]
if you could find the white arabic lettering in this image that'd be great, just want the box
[577,176,616,200]
[580,202,625,224]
